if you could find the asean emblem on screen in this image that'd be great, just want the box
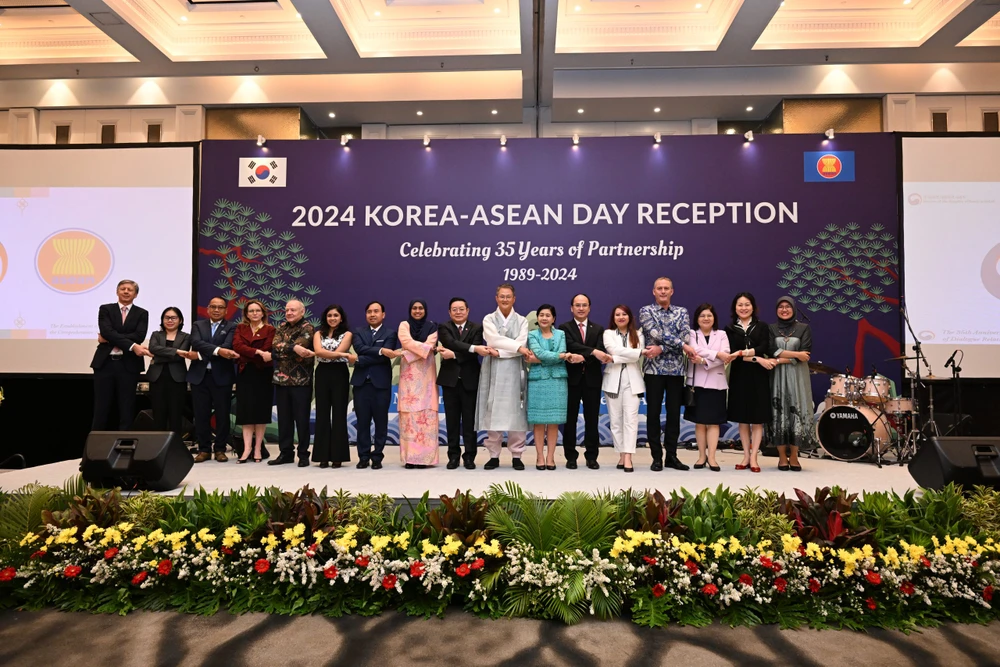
[983,242,1000,300]
[35,229,114,294]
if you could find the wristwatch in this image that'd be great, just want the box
[751,356,757,362]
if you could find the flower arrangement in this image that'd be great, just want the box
[0,480,998,629]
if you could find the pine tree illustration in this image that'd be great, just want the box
[199,198,321,324]
[777,222,898,375]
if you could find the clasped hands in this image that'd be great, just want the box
[98,333,151,357]
[434,344,498,360]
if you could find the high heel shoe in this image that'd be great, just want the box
[237,457,250,464]
[735,460,750,470]
[623,466,634,473]
[778,464,790,471]
[536,458,546,470]
[750,456,761,473]
[616,463,625,470]
[693,460,707,470]
[708,464,720,472]
[789,464,802,472]
[546,464,556,470]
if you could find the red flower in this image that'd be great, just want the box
[771,563,783,573]
[920,556,931,567]
[63,565,82,578]
[984,586,994,602]
[131,571,148,586]
[104,547,119,560]
[759,556,773,569]
[642,556,658,566]
[865,570,882,586]
[684,560,699,575]
[254,558,270,574]
[971,560,978,568]
[30,551,45,560]
[306,546,317,559]
[900,581,915,596]
[798,545,807,556]
[809,578,821,593]
[0,567,15,582]
[410,561,426,578]
[701,583,719,596]
[221,546,234,556]
[470,558,485,571]
[324,565,339,580]
[456,563,471,578]
[652,583,666,598]
[355,555,370,568]
[866,597,877,610]
[774,577,787,593]
[738,574,753,587]
[382,574,398,590]
[157,559,172,576]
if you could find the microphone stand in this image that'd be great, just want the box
[948,352,964,436]
[899,301,937,461]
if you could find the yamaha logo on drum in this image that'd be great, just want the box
[830,412,859,420]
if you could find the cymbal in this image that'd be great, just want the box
[885,355,919,361]
[808,361,839,375]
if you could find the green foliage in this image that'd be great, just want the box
[42,487,123,530]
[424,490,489,547]
[850,484,976,548]
[734,486,794,545]
[637,490,686,536]
[263,486,334,541]
[670,486,743,543]
[962,486,1000,542]
[779,487,874,548]
[485,482,559,552]
[326,490,398,534]
[121,491,172,528]
[0,484,61,547]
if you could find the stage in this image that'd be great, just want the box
[0,445,920,499]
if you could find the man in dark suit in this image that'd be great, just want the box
[559,293,613,469]
[351,301,398,470]
[91,279,150,431]
[436,297,492,470]
[181,296,239,463]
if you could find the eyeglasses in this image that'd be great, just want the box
[207,305,226,310]
[164,316,180,321]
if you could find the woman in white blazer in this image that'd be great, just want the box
[602,305,646,473]
[686,303,731,472]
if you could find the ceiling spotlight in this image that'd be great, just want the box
[825,128,835,140]
[180,15,188,21]
[491,109,498,115]
[500,134,507,147]
[695,2,702,7]
[256,135,265,147]
[296,12,301,19]
[574,5,581,10]
[375,11,381,16]
[653,132,661,144]
[653,107,661,113]
[340,134,352,146]
[744,130,754,142]
[423,134,430,147]
[903,0,911,4]
[572,133,580,145]
[725,128,736,135]
[746,106,754,112]
[328,112,336,119]
[494,7,500,12]
[577,108,584,114]
[416,110,423,116]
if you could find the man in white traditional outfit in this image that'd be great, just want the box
[475,283,538,470]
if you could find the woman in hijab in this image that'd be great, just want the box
[768,296,814,471]
[397,300,441,468]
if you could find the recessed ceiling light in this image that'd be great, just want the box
[903,0,911,4]
[374,10,381,16]
[653,107,661,113]
[574,5,581,11]
[416,110,423,116]
[180,16,187,21]
[746,106,754,112]
[328,112,336,118]
[726,128,736,135]
[577,108,584,114]
[296,12,302,19]
[494,7,500,13]
[695,2,702,7]
[491,109,498,115]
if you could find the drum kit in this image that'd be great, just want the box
[810,359,937,467]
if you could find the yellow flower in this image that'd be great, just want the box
[474,535,486,547]
[370,535,392,553]
[728,537,745,555]
[481,539,502,557]
[805,543,824,561]
[117,522,134,533]
[293,523,305,536]
[54,526,79,545]
[19,532,39,547]
[757,539,772,551]
[881,547,900,569]
[441,535,462,556]
[197,528,215,543]
[132,535,147,549]
[83,525,104,541]
[393,532,410,550]
[209,550,220,561]
[100,528,122,547]
[261,534,279,552]
[781,534,802,555]
[45,536,54,546]
[146,529,164,545]
[313,530,328,544]
[193,541,203,551]
[710,542,725,558]
[222,526,242,548]
[421,539,440,557]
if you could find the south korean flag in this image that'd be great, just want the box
[239,157,287,187]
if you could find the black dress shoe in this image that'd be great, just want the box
[586,460,600,470]
[565,460,578,470]
[464,460,477,470]
[546,465,556,470]
[446,460,460,470]
[616,463,625,470]
[512,458,524,471]
[623,467,634,473]
[650,460,663,472]
[298,458,309,467]
[693,461,707,470]
[709,464,721,472]
[331,462,342,468]
[665,457,690,471]
[536,463,546,470]
[356,460,370,469]
[778,464,790,471]
[371,461,383,470]
[319,462,329,469]
[790,464,802,472]
[268,455,294,466]
[484,458,500,470]
[404,463,416,469]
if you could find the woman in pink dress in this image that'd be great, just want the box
[397,300,440,468]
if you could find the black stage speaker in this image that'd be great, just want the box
[908,436,1000,491]
[81,431,193,491]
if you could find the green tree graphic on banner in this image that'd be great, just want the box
[777,222,898,375]
[199,198,321,324]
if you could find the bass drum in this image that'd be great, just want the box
[816,405,892,462]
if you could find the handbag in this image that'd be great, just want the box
[684,356,697,408]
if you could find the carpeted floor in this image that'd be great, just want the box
[1,609,997,667]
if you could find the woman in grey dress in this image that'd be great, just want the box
[768,296,814,471]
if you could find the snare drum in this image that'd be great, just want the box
[884,397,914,413]
[862,375,892,404]
[827,374,862,404]
[816,404,892,461]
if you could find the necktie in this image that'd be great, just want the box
[371,328,377,337]
[121,306,127,323]
[578,322,585,339]
[211,321,220,338]
[458,324,464,336]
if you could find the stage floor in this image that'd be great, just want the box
[0,445,920,499]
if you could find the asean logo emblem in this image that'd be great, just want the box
[816,154,843,179]
[35,229,114,294]
[982,243,1000,300]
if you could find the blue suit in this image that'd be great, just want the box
[351,324,398,463]
[187,318,237,453]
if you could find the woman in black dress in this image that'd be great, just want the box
[232,300,275,463]
[724,292,775,473]
[312,304,354,468]
[147,307,191,435]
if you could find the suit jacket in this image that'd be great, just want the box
[146,330,192,383]
[437,320,484,391]
[602,329,646,395]
[559,319,606,388]
[90,302,149,374]
[687,329,730,391]
[186,318,237,386]
[351,324,398,389]
[527,328,569,381]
